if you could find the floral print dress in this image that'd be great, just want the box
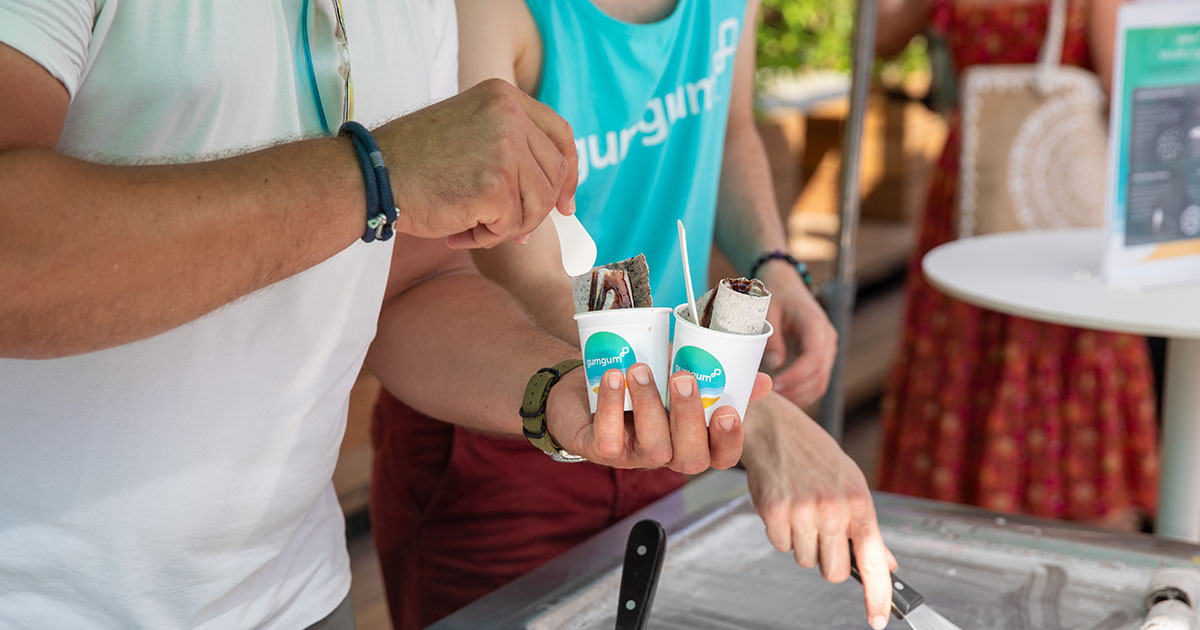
[878,0,1159,524]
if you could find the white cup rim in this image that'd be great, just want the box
[573,306,673,322]
[672,303,774,341]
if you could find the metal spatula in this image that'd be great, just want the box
[614,519,667,630]
[850,550,965,630]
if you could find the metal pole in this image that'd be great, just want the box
[1155,338,1200,543]
[818,0,879,442]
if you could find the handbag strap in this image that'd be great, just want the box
[1037,0,1069,69]
[1034,0,1069,92]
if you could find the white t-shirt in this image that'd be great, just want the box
[0,1,457,628]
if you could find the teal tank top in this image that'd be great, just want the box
[526,0,747,311]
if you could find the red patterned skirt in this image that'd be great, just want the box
[878,125,1159,524]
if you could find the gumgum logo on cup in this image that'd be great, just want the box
[694,367,723,382]
[574,306,672,412]
[584,332,638,394]
[585,346,631,370]
[672,346,726,409]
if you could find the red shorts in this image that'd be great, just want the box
[370,391,687,629]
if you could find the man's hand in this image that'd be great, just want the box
[545,364,772,472]
[378,79,578,249]
[741,394,897,630]
[759,264,838,407]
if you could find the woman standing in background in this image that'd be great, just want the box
[875,0,1158,530]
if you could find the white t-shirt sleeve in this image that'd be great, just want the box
[0,0,94,98]
[427,0,459,101]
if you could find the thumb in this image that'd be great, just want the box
[762,309,786,371]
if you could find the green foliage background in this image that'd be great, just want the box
[756,0,928,81]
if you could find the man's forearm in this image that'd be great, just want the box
[366,269,579,436]
[470,221,582,345]
[0,140,363,358]
[713,120,789,276]
[1,76,580,360]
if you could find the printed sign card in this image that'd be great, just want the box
[1103,0,1200,288]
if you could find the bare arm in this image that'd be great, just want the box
[365,236,752,472]
[472,223,578,342]
[713,0,789,278]
[366,237,578,433]
[714,6,895,626]
[0,40,576,359]
[713,1,837,405]
[1088,0,1123,93]
[0,43,363,359]
[875,0,932,59]
[457,0,578,342]
[456,0,543,96]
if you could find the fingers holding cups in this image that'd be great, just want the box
[627,363,672,467]
[591,368,628,461]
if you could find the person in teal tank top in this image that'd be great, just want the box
[528,0,741,313]
[369,3,897,629]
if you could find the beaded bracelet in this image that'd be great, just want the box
[749,250,814,289]
[339,121,397,242]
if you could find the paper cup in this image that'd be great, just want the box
[574,307,672,412]
[670,303,774,423]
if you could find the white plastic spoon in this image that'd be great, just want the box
[677,220,700,325]
[550,206,598,277]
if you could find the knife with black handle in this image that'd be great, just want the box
[849,549,964,630]
[615,519,667,630]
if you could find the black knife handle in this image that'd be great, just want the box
[849,547,925,617]
[615,519,667,630]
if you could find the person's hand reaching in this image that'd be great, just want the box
[377,79,578,249]
[758,262,837,407]
[741,393,898,630]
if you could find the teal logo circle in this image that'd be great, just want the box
[672,346,725,408]
[584,332,637,392]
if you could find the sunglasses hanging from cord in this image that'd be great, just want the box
[301,0,354,135]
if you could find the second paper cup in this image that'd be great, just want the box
[670,303,774,423]
[574,307,672,412]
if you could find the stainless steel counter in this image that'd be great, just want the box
[431,470,1200,629]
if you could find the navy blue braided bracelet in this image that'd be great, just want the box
[339,121,397,242]
[343,128,381,242]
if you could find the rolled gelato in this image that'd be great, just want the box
[692,277,771,335]
[572,254,653,313]
[583,267,634,311]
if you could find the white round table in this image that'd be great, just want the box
[923,228,1200,542]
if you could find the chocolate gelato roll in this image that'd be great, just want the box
[571,254,654,313]
[699,277,771,335]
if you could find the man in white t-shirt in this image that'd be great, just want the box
[0,1,762,628]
